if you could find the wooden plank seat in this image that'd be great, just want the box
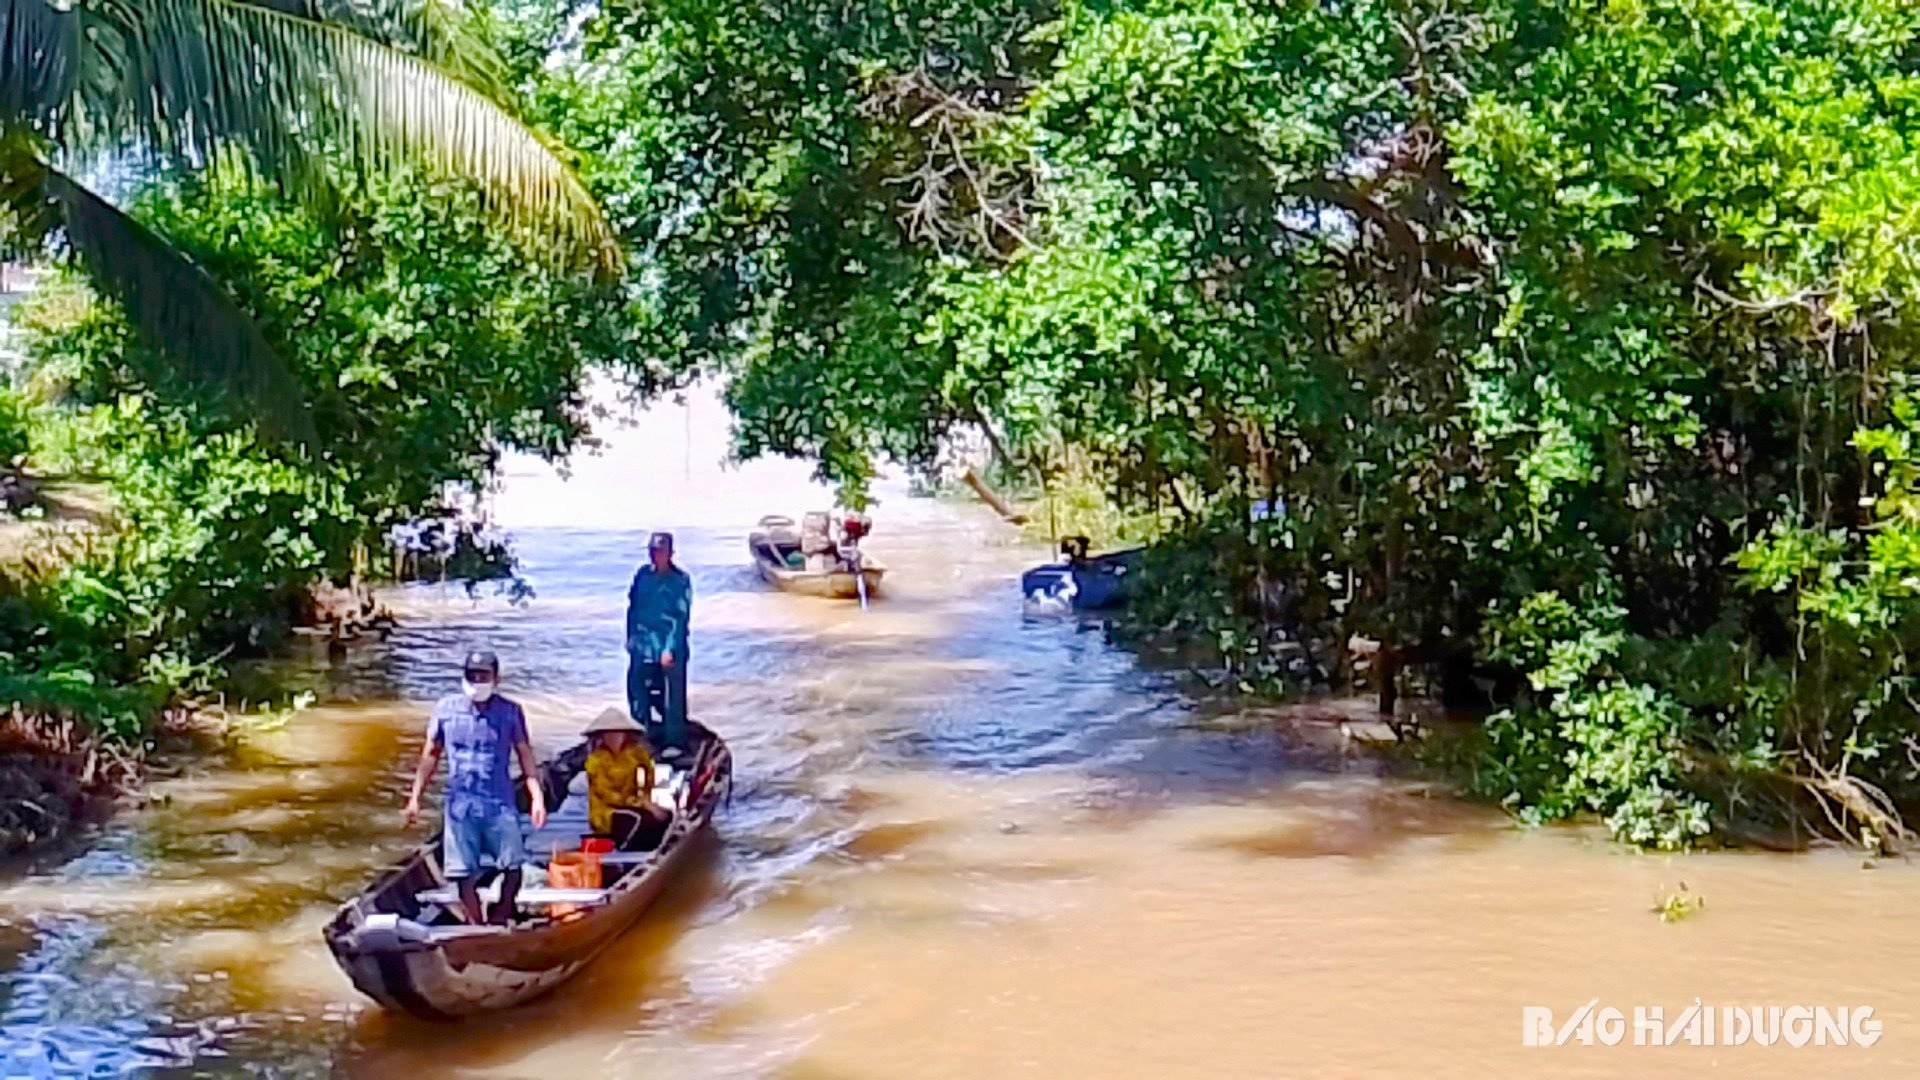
[426,924,511,942]
[415,884,611,907]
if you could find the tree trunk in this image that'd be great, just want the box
[962,468,1030,525]
[1378,644,1399,717]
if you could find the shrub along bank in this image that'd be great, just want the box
[0,167,640,741]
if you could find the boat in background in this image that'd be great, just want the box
[323,721,731,1019]
[1022,536,1143,612]
[748,513,886,600]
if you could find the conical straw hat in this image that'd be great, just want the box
[582,707,644,736]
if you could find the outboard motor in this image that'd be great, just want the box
[838,513,875,608]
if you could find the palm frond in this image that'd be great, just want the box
[86,0,617,272]
[1,0,79,136]
[238,0,508,99]
[40,164,319,443]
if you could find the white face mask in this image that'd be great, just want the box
[462,679,496,703]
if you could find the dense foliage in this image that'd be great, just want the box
[0,385,28,466]
[1,169,634,733]
[512,0,1920,846]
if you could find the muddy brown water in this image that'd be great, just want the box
[1,387,1916,1077]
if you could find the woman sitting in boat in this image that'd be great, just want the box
[582,708,673,852]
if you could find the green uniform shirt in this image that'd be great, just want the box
[626,564,692,662]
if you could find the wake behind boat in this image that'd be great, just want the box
[748,512,885,600]
[323,721,731,1019]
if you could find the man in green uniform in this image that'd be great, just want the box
[626,531,692,756]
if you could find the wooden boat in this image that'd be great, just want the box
[747,514,885,599]
[322,721,732,1019]
[1021,543,1144,611]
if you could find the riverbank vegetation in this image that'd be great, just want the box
[3,167,633,733]
[507,0,1920,849]
[1,2,632,781]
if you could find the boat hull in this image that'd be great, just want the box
[323,724,731,1019]
[334,940,593,1018]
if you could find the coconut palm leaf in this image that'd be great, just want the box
[1,136,57,257]
[39,163,319,443]
[85,0,617,271]
[241,0,508,100]
[1,0,78,136]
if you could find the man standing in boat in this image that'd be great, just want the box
[626,531,693,758]
[403,649,548,925]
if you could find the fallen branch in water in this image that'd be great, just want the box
[1798,752,1915,855]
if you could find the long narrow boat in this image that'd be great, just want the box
[322,721,731,1019]
[747,515,885,599]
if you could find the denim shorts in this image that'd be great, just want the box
[442,807,526,878]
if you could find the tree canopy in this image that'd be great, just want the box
[511,0,1920,846]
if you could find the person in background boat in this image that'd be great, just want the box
[626,531,692,757]
[1061,534,1092,566]
[581,708,673,852]
[403,649,548,925]
[799,512,837,573]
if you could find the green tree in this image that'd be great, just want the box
[518,0,1920,845]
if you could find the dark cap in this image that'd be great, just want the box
[648,531,674,551]
[462,649,500,674]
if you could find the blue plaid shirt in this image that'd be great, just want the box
[427,694,529,820]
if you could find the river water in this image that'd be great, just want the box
[1,388,1918,1078]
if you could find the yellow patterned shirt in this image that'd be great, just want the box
[584,743,656,834]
